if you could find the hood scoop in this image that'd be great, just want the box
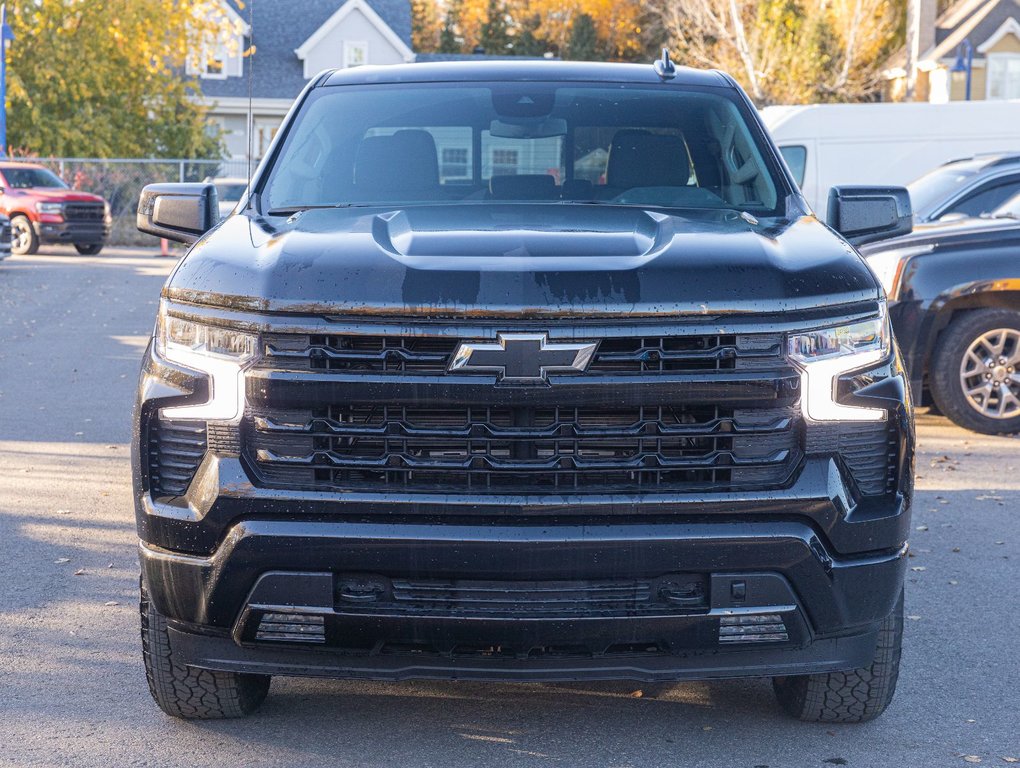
[372,206,679,270]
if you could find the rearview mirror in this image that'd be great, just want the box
[137,183,219,244]
[826,186,912,246]
[489,118,567,139]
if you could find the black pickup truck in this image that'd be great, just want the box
[133,58,915,722]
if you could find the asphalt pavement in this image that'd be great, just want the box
[1,247,1018,768]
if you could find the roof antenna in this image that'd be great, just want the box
[654,47,676,81]
[245,0,256,211]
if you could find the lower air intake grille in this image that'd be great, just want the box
[718,613,790,644]
[255,612,326,644]
[147,417,206,497]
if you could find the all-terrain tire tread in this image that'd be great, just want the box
[140,584,269,719]
[772,591,903,723]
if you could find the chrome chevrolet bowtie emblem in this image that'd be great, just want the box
[449,333,598,381]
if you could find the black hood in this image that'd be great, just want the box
[166,204,879,318]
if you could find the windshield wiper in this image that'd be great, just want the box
[266,203,361,216]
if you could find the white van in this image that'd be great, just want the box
[761,101,1020,213]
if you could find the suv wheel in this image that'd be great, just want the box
[140,581,270,718]
[772,590,903,723]
[11,215,39,255]
[74,243,103,255]
[929,309,1020,434]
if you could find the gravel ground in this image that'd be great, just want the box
[1,247,1018,767]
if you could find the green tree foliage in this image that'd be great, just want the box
[438,0,464,53]
[566,13,598,60]
[649,0,907,104]
[480,0,512,55]
[5,0,227,158]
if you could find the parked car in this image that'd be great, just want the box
[206,176,248,220]
[0,162,111,255]
[133,59,915,722]
[760,102,1020,213]
[860,211,1020,434]
[907,153,1020,224]
[0,212,11,261]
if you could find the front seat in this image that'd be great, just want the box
[605,130,691,191]
[354,129,440,199]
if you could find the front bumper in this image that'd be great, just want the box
[35,219,110,245]
[141,514,906,682]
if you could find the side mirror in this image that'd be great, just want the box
[137,183,219,244]
[826,186,912,246]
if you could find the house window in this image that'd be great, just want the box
[205,48,226,77]
[441,148,469,180]
[987,54,1020,100]
[345,41,368,68]
[492,149,519,176]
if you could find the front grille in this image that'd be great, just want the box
[261,332,784,375]
[147,418,206,497]
[63,202,105,222]
[249,328,801,495]
[247,402,800,493]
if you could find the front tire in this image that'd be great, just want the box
[772,590,903,723]
[11,215,39,255]
[929,309,1020,434]
[140,582,270,719]
[74,243,103,255]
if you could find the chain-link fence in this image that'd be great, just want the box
[24,158,249,246]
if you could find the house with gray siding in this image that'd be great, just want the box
[198,0,414,162]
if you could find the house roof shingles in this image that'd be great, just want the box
[201,0,412,100]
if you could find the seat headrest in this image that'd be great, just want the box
[354,129,439,193]
[489,174,557,200]
[606,130,690,189]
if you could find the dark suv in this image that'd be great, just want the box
[133,60,915,722]
[908,153,1020,224]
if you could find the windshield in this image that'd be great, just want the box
[262,82,785,215]
[2,166,69,189]
[907,164,978,214]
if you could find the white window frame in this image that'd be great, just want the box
[344,40,369,68]
[986,53,1020,100]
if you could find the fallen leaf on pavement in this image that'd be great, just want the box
[907,615,922,620]
[54,558,70,564]
[73,569,85,576]
[963,757,982,764]
[104,601,119,606]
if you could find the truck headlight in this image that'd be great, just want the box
[154,309,257,423]
[36,202,64,215]
[789,310,890,422]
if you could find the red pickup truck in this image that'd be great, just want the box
[0,162,111,255]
